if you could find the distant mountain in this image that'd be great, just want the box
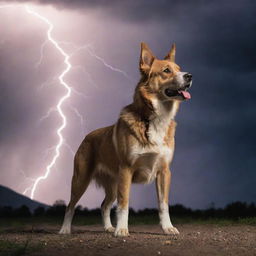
[0,185,48,211]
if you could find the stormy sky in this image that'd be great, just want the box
[0,0,255,210]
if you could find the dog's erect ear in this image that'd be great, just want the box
[140,42,155,74]
[164,43,176,62]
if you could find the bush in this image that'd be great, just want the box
[13,205,31,217]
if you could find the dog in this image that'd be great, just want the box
[59,42,192,237]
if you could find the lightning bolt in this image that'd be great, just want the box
[16,169,35,196]
[61,41,131,82]
[24,5,72,199]
[38,107,57,123]
[87,46,131,81]
[37,76,58,91]
[35,39,48,68]
[63,141,76,157]
[26,9,130,199]
[1,4,131,201]
[69,104,86,136]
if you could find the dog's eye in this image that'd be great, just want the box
[163,68,171,73]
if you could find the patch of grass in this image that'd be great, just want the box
[129,216,256,226]
[172,217,256,226]
[129,215,158,225]
[237,217,256,225]
[73,216,101,225]
[0,216,63,229]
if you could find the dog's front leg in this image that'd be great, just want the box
[156,168,179,235]
[115,167,132,237]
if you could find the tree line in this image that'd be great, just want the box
[0,200,255,219]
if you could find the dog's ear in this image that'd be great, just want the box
[140,42,155,74]
[164,43,176,62]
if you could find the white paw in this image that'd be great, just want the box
[114,228,130,237]
[59,226,71,234]
[162,226,179,235]
[105,226,115,233]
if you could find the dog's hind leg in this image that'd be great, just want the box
[100,178,117,232]
[59,141,94,234]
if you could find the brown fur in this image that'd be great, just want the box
[60,42,192,236]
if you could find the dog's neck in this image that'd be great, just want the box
[132,82,180,124]
[151,99,180,121]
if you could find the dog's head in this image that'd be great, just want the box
[139,42,192,101]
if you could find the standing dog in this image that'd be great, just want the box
[59,42,192,237]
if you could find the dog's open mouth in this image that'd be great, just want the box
[164,88,191,100]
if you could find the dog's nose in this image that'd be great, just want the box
[183,73,192,82]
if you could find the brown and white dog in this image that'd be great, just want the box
[59,42,192,237]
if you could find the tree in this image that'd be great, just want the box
[14,205,31,217]
[34,206,45,216]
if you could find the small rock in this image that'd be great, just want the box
[123,239,126,243]
[164,240,171,245]
[157,251,161,255]
[107,244,111,248]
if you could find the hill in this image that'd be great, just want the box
[0,185,48,211]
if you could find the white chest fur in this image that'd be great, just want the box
[131,143,173,165]
[130,141,173,184]
[130,125,173,166]
[130,101,178,165]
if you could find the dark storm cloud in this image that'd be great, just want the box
[4,0,256,72]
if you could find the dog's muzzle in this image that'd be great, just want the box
[164,72,192,100]
[164,88,191,100]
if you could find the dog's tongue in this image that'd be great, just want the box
[179,90,191,99]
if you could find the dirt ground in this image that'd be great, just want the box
[0,224,256,256]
